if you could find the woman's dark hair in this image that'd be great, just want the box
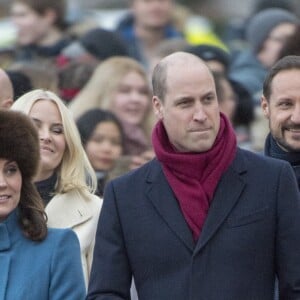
[0,109,47,241]
[76,108,124,149]
[18,180,48,241]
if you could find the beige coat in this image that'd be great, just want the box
[45,189,102,287]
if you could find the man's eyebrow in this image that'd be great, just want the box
[173,96,193,104]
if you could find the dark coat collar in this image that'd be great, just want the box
[145,149,247,254]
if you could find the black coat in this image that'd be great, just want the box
[88,148,300,300]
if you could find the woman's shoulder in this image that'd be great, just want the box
[49,189,102,207]
[80,192,102,222]
[18,228,80,257]
[85,192,103,207]
[45,190,102,228]
[71,189,102,212]
[46,227,79,245]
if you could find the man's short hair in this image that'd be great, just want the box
[263,55,300,100]
[152,60,168,101]
[18,0,67,30]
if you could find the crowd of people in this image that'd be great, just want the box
[0,0,300,299]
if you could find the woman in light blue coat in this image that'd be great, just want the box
[0,109,85,300]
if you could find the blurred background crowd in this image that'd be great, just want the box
[0,0,299,193]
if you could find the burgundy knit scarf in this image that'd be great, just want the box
[152,113,237,241]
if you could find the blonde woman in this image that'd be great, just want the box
[11,89,102,288]
[69,57,154,161]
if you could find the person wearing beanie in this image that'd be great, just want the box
[76,108,124,197]
[229,8,299,105]
[246,8,299,61]
[0,109,85,299]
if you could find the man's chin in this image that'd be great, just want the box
[277,139,300,153]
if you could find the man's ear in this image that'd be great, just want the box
[261,95,270,118]
[152,96,164,119]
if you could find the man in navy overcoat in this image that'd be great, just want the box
[87,52,300,300]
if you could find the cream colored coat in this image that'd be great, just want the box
[45,189,102,287]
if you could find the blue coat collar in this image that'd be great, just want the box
[0,210,20,251]
[0,210,20,299]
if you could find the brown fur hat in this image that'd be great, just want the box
[0,110,40,179]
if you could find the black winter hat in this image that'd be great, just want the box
[79,28,129,60]
[185,44,230,71]
[0,110,40,179]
